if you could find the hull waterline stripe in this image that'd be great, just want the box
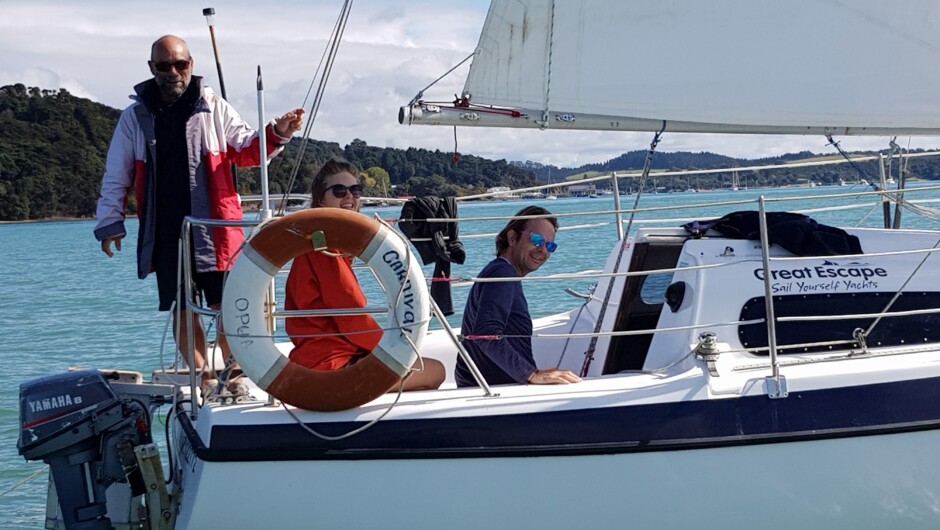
[177,375,940,462]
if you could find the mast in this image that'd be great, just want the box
[256,66,271,221]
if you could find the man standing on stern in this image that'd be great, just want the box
[93,35,304,395]
[456,205,582,387]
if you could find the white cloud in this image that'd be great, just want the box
[2,0,938,168]
[0,66,98,101]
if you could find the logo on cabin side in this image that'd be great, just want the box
[753,260,886,294]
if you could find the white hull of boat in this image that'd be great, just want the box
[24,212,940,529]
[163,215,940,529]
[175,428,940,529]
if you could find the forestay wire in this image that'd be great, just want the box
[825,133,878,190]
[276,0,355,216]
[579,122,665,377]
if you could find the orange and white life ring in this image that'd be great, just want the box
[220,208,429,412]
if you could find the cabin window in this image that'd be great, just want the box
[640,272,675,305]
[738,292,940,354]
[603,242,684,373]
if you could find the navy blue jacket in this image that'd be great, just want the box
[456,258,537,387]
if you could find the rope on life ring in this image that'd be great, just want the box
[220,208,430,412]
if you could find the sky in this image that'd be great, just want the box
[2,0,939,168]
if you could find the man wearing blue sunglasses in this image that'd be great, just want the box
[456,206,582,387]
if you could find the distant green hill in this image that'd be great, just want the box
[2,84,936,220]
[0,84,538,221]
[515,146,940,193]
[0,85,119,220]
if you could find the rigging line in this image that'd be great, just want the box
[279,0,352,214]
[624,122,666,236]
[853,200,883,228]
[407,52,475,107]
[553,297,593,370]
[278,0,354,216]
[891,138,908,229]
[886,137,898,184]
[860,238,940,342]
[900,201,940,225]
[825,133,878,190]
[541,0,556,127]
[271,0,342,215]
[611,151,940,179]
[282,379,408,441]
[0,467,46,497]
[297,3,344,113]
[630,349,696,377]
[882,137,900,229]
[579,123,665,377]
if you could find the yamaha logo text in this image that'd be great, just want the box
[28,394,82,413]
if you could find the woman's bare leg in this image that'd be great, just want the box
[400,358,445,391]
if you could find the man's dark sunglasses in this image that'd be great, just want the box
[152,60,192,73]
[328,184,363,198]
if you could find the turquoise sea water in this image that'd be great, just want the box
[3,184,939,528]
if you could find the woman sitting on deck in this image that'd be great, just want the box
[284,159,445,391]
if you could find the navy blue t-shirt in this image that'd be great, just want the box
[144,80,199,245]
[455,257,538,387]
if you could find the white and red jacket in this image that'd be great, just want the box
[94,77,288,279]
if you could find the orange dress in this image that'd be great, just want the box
[284,250,383,370]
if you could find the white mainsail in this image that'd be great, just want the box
[401,0,940,136]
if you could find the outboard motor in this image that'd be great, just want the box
[17,369,152,530]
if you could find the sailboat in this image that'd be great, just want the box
[18,1,940,528]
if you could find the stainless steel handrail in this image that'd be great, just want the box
[180,215,263,418]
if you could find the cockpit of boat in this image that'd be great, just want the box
[165,170,940,404]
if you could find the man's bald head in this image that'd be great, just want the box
[151,35,190,61]
[148,35,193,102]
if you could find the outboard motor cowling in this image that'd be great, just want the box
[18,369,151,530]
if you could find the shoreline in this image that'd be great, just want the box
[0,216,95,225]
[1,179,929,225]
